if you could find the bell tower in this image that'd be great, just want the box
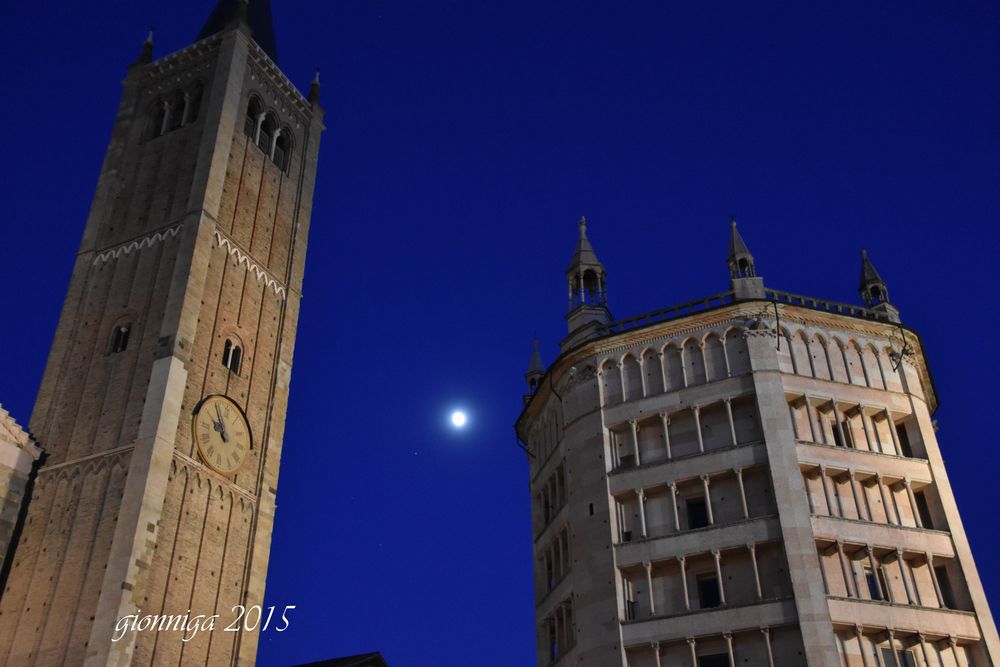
[0,2,324,665]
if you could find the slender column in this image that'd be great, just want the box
[687,638,698,666]
[748,543,763,599]
[639,356,649,398]
[887,630,902,667]
[761,627,776,667]
[857,626,874,667]
[619,362,627,402]
[949,637,966,667]
[702,474,715,524]
[886,409,902,456]
[804,396,818,442]
[652,641,662,667]
[693,405,705,453]
[660,412,672,460]
[699,342,708,381]
[670,482,681,532]
[875,474,897,525]
[866,545,885,601]
[832,399,849,447]
[636,489,648,538]
[789,403,801,439]
[713,549,726,605]
[859,406,875,451]
[679,346,689,387]
[917,634,936,667]
[735,467,749,519]
[159,99,172,136]
[836,541,855,597]
[895,550,915,605]
[180,91,192,126]
[724,398,738,446]
[644,561,655,616]
[840,343,854,384]
[819,466,836,517]
[628,419,641,466]
[877,552,896,604]
[657,351,667,393]
[847,470,865,521]
[679,557,690,610]
[269,126,283,160]
[903,478,922,528]
[724,632,735,667]
[926,552,945,608]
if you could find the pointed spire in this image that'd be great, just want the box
[309,70,321,105]
[859,249,890,305]
[136,27,154,64]
[525,340,545,394]
[567,216,604,274]
[197,0,279,63]
[727,217,755,278]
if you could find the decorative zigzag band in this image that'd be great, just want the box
[91,224,183,266]
[213,230,287,300]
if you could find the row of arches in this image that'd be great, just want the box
[778,328,901,392]
[148,82,203,140]
[244,95,292,172]
[599,328,752,406]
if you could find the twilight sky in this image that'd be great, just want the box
[1,2,999,665]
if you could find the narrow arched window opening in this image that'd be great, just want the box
[110,323,131,354]
[222,338,242,374]
[151,101,167,139]
[258,114,277,155]
[245,97,263,140]
[273,130,291,171]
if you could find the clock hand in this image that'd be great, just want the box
[214,405,230,443]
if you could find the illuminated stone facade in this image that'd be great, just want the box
[0,3,323,664]
[519,219,999,666]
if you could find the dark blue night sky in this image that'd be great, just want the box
[1,2,998,665]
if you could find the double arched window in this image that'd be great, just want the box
[222,338,243,374]
[109,322,132,354]
[148,82,204,140]
[243,96,292,172]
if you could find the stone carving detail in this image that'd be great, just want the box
[214,230,287,299]
[92,224,183,266]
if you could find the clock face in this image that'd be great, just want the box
[192,395,252,475]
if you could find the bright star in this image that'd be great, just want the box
[450,410,467,428]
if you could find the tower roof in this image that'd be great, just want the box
[859,249,885,290]
[727,218,753,263]
[526,340,545,378]
[197,0,279,62]
[567,216,604,274]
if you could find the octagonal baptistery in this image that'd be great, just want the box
[517,219,999,667]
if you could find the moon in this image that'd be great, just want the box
[450,410,467,428]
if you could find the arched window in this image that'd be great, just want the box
[273,129,291,171]
[244,96,263,140]
[222,338,242,374]
[110,323,131,354]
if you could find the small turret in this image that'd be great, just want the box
[135,28,154,65]
[309,70,321,105]
[524,340,546,403]
[564,217,611,345]
[727,218,765,299]
[859,249,900,322]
